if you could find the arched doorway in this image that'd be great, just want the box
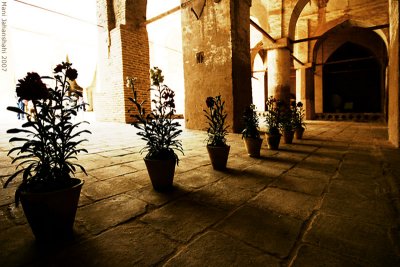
[323,42,382,113]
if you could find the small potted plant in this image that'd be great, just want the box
[264,96,283,150]
[4,62,91,242]
[204,95,230,170]
[127,67,183,191]
[280,101,296,144]
[242,104,263,157]
[293,101,306,139]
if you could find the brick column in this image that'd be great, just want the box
[181,0,252,133]
[95,0,150,123]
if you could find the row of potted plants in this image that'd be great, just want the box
[4,64,305,243]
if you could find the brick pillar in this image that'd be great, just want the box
[95,0,150,123]
[181,0,252,133]
[267,47,291,106]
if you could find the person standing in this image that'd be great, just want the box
[17,99,26,120]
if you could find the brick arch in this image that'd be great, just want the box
[288,0,311,40]
[312,19,388,66]
[312,19,388,115]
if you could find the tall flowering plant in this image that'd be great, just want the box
[293,101,306,129]
[204,95,229,147]
[242,104,261,139]
[265,96,283,135]
[5,62,90,205]
[127,67,183,164]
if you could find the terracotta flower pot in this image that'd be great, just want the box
[20,178,84,242]
[144,157,176,192]
[207,145,230,170]
[283,130,295,144]
[265,133,281,150]
[243,137,263,157]
[295,127,305,139]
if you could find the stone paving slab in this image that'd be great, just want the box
[216,205,304,259]
[165,231,280,267]
[82,175,143,201]
[188,179,257,211]
[76,194,147,235]
[1,120,400,266]
[249,187,321,220]
[141,198,227,242]
[303,213,400,266]
[292,244,365,267]
[270,174,327,196]
[44,222,178,267]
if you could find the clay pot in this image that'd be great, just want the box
[295,127,305,139]
[20,178,84,242]
[283,130,295,144]
[243,137,263,157]
[265,133,281,150]
[144,158,176,192]
[207,145,230,170]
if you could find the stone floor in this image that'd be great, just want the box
[1,114,400,266]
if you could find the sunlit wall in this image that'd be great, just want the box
[1,0,98,117]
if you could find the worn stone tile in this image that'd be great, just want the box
[222,171,274,192]
[292,244,365,267]
[286,166,333,181]
[135,184,192,207]
[304,213,400,266]
[165,231,280,267]
[250,187,321,220]
[0,186,16,206]
[320,195,395,226]
[188,179,257,211]
[217,205,303,258]
[82,175,143,201]
[76,194,147,235]
[0,225,37,267]
[89,164,137,180]
[270,174,327,196]
[242,161,287,179]
[327,179,381,201]
[302,155,341,170]
[175,155,210,174]
[48,222,178,267]
[175,165,229,189]
[141,198,226,242]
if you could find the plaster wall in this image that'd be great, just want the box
[388,0,400,147]
[181,0,251,132]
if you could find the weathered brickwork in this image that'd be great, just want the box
[95,0,150,123]
[94,0,399,145]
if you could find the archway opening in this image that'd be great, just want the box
[323,42,382,113]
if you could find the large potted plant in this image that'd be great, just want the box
[242,104,263,157]
[4,62,90,242]
[127,67,183,191]
[204,95,230,170]
[264,96,283,150]
[293,101,306,139]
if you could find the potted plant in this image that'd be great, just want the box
[127,67,183,191]
[280,101,296,144]
[293,101,306,139]
[4,62,91,242]
[241,104,263,157]
[204,95,230,170]
[264,96,283,150]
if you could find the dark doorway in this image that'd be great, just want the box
[323,42,381,113]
